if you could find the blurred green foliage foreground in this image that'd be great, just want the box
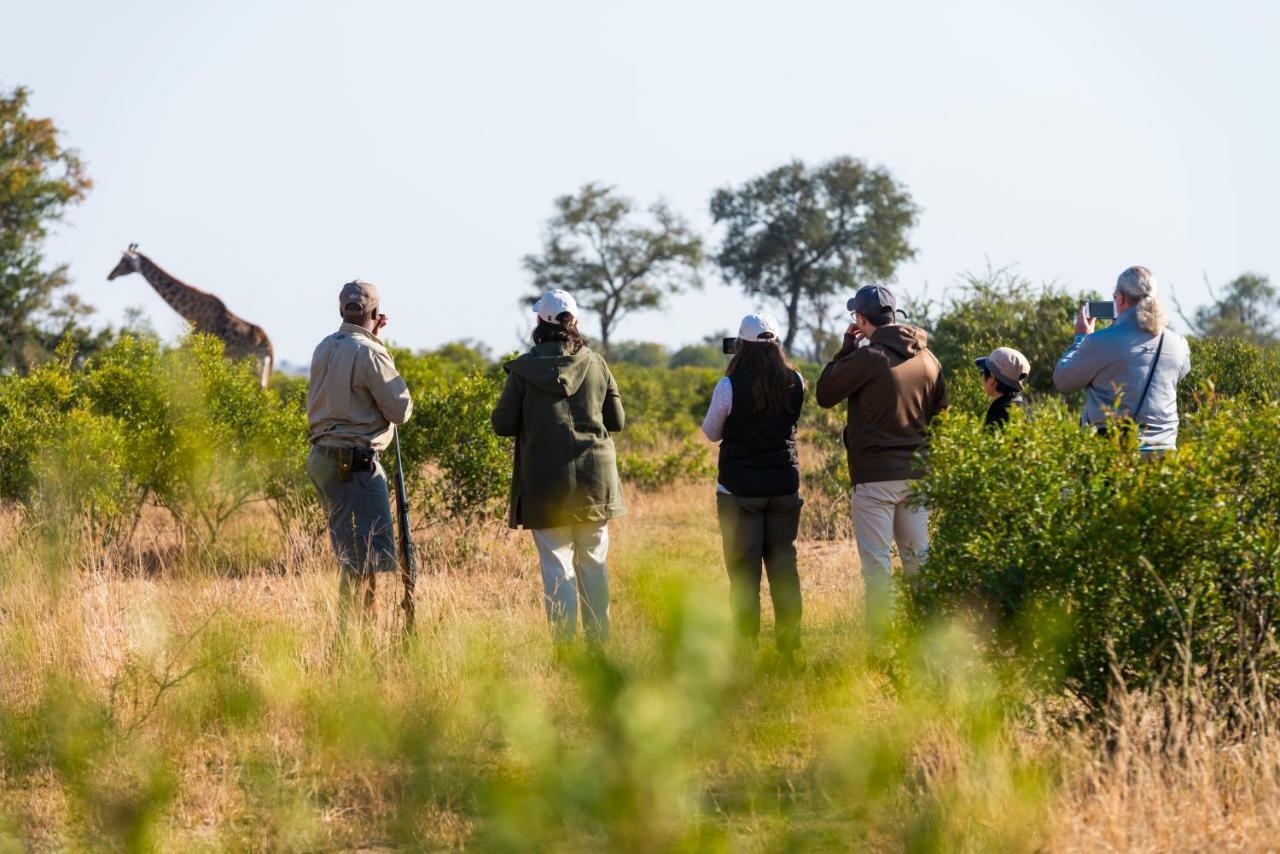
[7,277,1280,846]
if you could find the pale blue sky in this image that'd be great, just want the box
[6,1,1278,364]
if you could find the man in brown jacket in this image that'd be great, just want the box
[816,284,947,639]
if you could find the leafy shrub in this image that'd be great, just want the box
[609,364,719,451]
[36,410,141,547]
[911,400,1280,706]
[617,437,714,491]
[0,349,77,500]
[1180,336,1280,412]
[412,369,512,522]
[0,334,312,550]
[668,342,723,369]
[908,267,1091,399]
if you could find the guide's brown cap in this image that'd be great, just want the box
[339,279,379,313]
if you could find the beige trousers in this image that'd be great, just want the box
[849,479,929,638]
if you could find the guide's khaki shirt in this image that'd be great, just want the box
[307,323,413,452]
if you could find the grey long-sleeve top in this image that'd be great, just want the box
[1052,310,1191,450]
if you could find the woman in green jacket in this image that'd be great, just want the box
[491,290,626,644]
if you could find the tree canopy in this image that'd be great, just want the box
[523,183,703,354]
[1186,273,1280,345]
[710,157,918,357]
[0,86,96,371]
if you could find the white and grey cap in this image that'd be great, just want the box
[975,346,1031,391]
[738,312,782,342]
[533,289,579,325]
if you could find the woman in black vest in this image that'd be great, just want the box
[700,313,805,657]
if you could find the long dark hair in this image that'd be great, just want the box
[532,312,588,353]
[726,339,799,416]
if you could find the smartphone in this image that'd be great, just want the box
[722,337,737,355]
[1086,301,1116,320]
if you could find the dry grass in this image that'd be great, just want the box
[2,484,1280,850]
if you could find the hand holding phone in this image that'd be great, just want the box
[1075,304,1095,336]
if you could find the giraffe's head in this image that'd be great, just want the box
[108,243,142,280]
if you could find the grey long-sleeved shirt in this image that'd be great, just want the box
[1052,310,1191,450]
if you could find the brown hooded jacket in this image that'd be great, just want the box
[815,325,948,484]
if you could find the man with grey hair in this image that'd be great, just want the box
[1053,266,1191,452]
[307,280,413,614]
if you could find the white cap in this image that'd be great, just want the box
[532,289,578,325]
[739,312,782,342]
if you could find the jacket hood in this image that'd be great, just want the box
[504,342,593,397]
[870,324,929,358]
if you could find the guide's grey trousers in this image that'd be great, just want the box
[307,446,397,576]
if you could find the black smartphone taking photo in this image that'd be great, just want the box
[1086,300,1116,320]
[722,337,737,355]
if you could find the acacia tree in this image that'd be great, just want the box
[1183,273,1280,345]
[710,157,918,355]
[0,86,95,370]
[523,183,703,354]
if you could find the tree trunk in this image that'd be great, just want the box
[598,306,613,355]
[783,282,802,352]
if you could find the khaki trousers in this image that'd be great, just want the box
[849,479,928,639]
[531,523,610,645]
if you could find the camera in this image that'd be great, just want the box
[1086,300,1116,320]
[722,337,737,355]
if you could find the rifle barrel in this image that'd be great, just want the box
[393,428,416,631]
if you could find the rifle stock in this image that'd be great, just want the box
[392,428,416,631]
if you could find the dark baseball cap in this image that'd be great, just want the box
[847,284,897,319]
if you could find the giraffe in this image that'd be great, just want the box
[108,244,275,388]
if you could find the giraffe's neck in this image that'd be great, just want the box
[136,254,207,326]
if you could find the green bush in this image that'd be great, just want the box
[909,267,1091,399]
[36,410,140,547]
[0,349,77,500]
[911,400,1280,706]
[617,437,715,491]
[1180,336,1280,412]
[0,334,313,549]
[412,369,512,522]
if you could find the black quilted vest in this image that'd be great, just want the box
[717,369,803,497]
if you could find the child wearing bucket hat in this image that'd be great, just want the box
[975,347,1030,428]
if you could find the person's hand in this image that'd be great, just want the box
[1075,304,1095,336]
[375,313,389,335]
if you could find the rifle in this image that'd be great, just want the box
[392,427,417,632]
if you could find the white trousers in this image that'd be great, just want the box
[531,522,610,644]
[849,480,929,638]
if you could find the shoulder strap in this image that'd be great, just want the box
[1131,332,1166,424]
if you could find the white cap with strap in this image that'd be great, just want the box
[533,289,579,325]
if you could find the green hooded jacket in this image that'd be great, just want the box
[491,341,626,529]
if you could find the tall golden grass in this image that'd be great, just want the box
[1,483,1278,850]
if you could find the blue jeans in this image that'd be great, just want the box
[307,446,397,576]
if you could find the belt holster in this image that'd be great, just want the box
[336,447,355,483]
[336,446,375,483]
